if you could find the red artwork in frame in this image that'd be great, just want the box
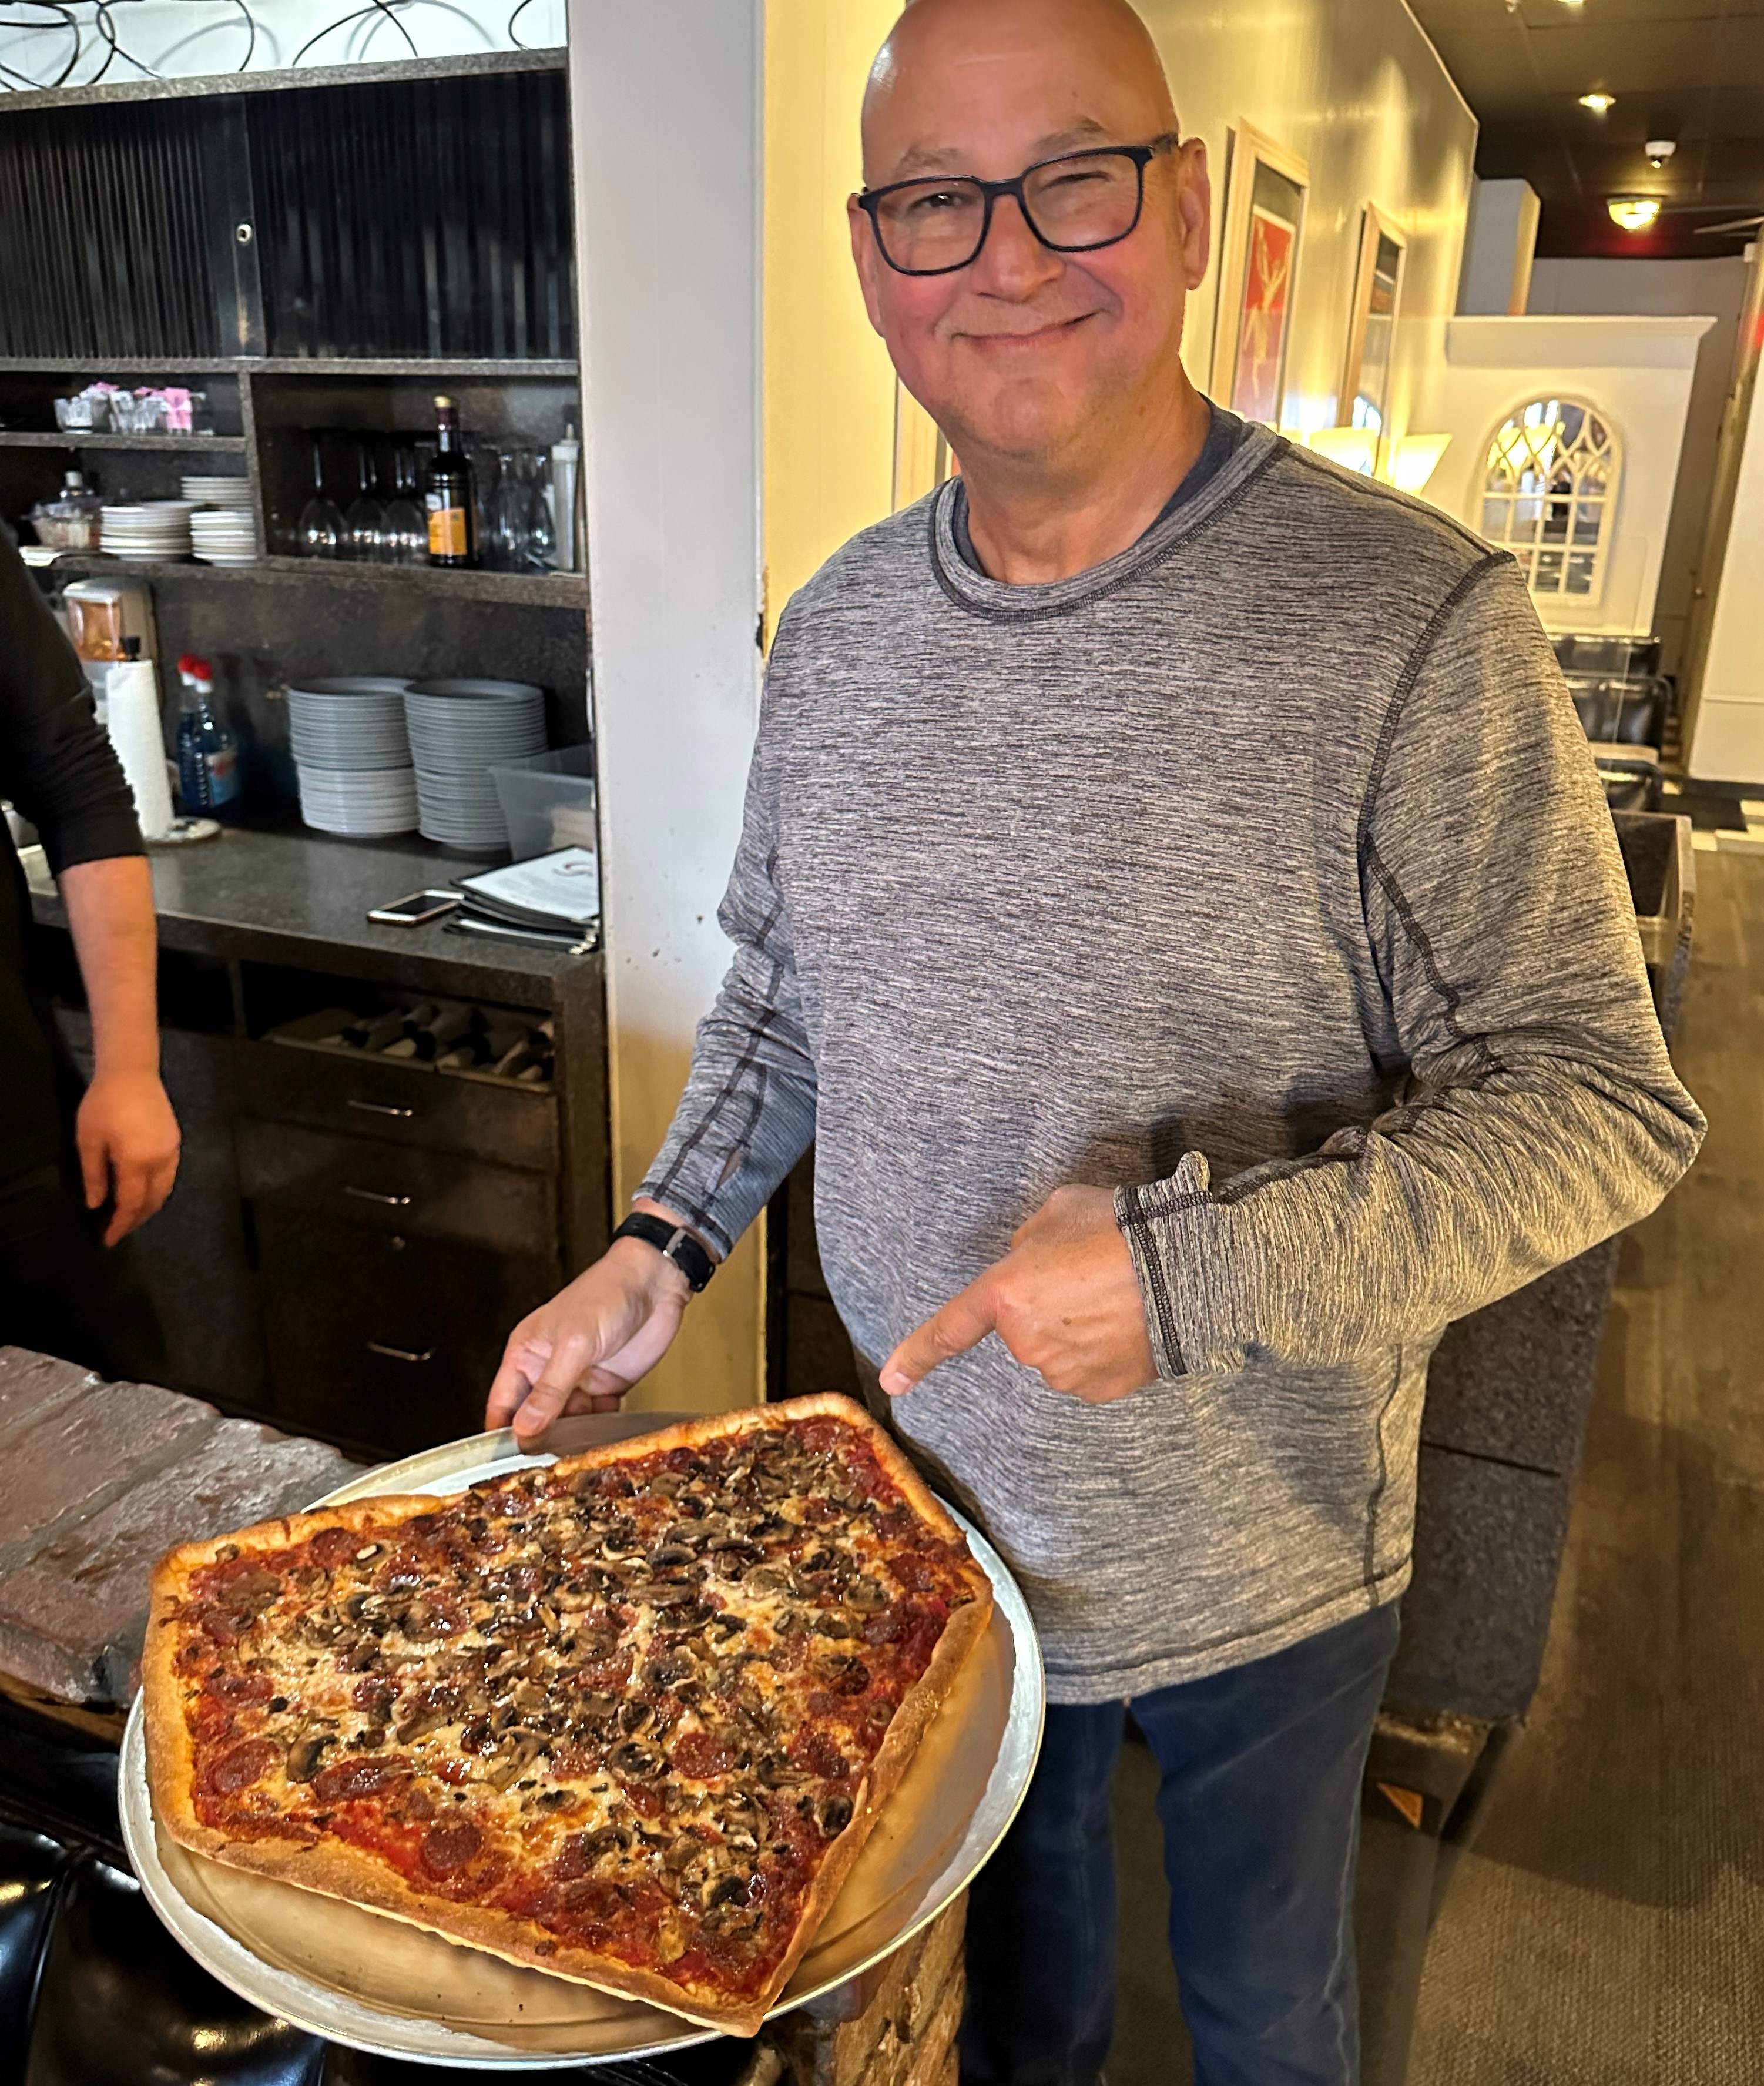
[1232,205,1297,425]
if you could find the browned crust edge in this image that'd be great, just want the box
[156,1822,773,2034]
[142,1394,993,2036]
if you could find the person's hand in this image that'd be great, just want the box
[75,1069,180,1246]
[487,1238,693,1445]
[879,1184,1156,1404]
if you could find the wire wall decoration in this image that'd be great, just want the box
[0,0,562,92]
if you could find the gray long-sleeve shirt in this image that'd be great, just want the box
[641,423,1703,1704]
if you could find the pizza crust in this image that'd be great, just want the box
[143,1395,993,2038]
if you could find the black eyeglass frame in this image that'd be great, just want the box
[856,132,1182,277]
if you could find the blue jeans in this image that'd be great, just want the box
[960,1603,1400,2086]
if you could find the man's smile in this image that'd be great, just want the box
[953,311,1102,350]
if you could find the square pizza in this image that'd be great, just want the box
[143,1395,993,2035]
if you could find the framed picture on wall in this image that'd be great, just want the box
[1340,205,1407,455]
[1212,123,1309,426]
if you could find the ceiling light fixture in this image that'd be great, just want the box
[1579,93,1615,113]
[1608,196,1662,233]
[1646,139,1678,168]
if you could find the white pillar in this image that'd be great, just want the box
[567,0,767,1411]
[1457,178,1541,317]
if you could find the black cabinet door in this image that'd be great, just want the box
[249,1203,556,1458]
[56,1016,267,1408]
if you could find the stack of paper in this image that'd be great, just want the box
[452,847,601,946]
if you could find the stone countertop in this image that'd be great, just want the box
[28,823,598,1010]
[0,1346,365,1713]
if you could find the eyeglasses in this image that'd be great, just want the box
[857,133,1179,277]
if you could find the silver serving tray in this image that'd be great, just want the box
[120,1411,1043,2067]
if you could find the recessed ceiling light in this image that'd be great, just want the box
[1579,93,1615,113]
[1560,0,1584,9]
[1608,196,1662,232]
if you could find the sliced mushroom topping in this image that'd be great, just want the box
[610,1741,662,1781]
[648,1542,695,1571]
[663,1833,702,1872]
[819,1794,853,1837]
[286,1735,330,1782]
[619,1698,656,1736]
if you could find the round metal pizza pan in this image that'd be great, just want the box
[120,1409,1045,2067]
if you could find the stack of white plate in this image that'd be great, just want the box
[100,501,194,561]
[404,679,547,851]
[181,474,253,510]
[297,764,420,838]
[190,510,258,565]
[287,677,417,837]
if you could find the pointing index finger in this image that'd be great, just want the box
[878,1270,1001,1396]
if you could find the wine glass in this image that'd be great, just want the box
[344,441,388,562]
[383,450,427,564]
[298,437,344,559]
[524,450,556,571]
[488,447,528,571]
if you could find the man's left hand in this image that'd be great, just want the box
[879,1184,1156,1404]
[76,1070,181,1245]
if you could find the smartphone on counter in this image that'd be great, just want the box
[366,889,460,928]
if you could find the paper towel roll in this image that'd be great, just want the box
[103,659,176,841]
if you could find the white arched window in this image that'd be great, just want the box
[1478,398,1621,602]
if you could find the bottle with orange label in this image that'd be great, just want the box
[424,396,478,567]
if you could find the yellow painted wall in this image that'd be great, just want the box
[763,0,905,632]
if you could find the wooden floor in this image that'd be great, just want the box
[1108,847,1764,2084]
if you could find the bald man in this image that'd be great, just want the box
[489,1,1701,2077]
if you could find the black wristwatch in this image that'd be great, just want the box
[612,1211,717,1293]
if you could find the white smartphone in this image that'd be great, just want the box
[366,889,460,927]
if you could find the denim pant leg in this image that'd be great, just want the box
[1133,1603,1400,2086]
[960,1698,1127,2086]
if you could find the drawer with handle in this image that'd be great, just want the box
[233,1115,555,1258]
[251,1204,556,1457]
[236,1035,558,1173]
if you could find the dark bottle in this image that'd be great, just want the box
[425,396,477,568]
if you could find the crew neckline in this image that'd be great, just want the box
[929,418,1284,622]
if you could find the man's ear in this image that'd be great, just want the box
[1175,139,1211,290]
[847,196,890,338]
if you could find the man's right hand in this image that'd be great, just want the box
[485,1220,697,1444]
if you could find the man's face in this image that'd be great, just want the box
[849,0,1210,471]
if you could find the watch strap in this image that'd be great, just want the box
[613,1211,716,1293]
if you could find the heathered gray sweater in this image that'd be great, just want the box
[642,423,1703,1704]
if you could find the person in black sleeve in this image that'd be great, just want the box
[0,519,179,1377]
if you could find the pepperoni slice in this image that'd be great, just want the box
[419,1820,482,1876]
[311,1754,410,1803]
[794,1730,849,1783]
[207,1671,273,1706]
[307,1528,357,1571]
[670,1730,735,1781]
[207,1739,280,1796]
